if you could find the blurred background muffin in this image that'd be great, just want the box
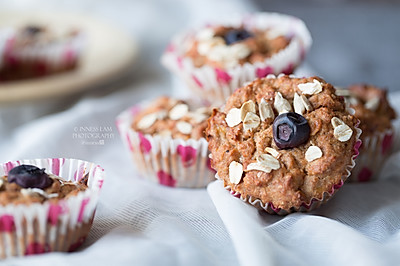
[0,24,84,81]
[162,12,312,106]
[116,96,215,188]
[336,84,397,182]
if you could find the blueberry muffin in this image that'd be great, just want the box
[0,159,104,258]
[162,12,312,105]
[0,24,84,81]
[206,75,361,214]
[117,96,215,188]
[335,84,396,182]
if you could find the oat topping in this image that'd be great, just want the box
[196,28,214,41]
[225,108,242,127]
[257,154,280,170]
[169,103,189,120]
[20,188,59,199]
[176,121,193,135]
[298,79,323,95]
[331,117,353,142]
[293,92,305,115]
[274,92,292,114]
[364,97,380,111]
[259,98,275,121]
[243,112,261,131]
[137,113,158,130]
[187,112,208,123]
[246,153,280,174]
[300,94,313,112]
[334,88,352,97]
[229,161,243,184]
[265,28,286,40]
[207,43,251,68]
[240,100,256,120]
[305,145,323,162]
[265,147,279,158]
[246,162,272,173]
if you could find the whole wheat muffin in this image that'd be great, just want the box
[117,96,215,188]
[206,75,361,213]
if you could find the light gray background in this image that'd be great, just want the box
[252,0,400,91]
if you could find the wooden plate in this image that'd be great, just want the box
[0,12,138,103]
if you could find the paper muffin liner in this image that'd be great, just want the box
[0,27,85,80]
[0,28,13,70]
[216,122,362,215]
[161,12,312,105]
[116,103,215,188]
[0,158,104,258]
[348,128,395,182]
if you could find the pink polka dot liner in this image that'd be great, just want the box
[116,103,216,188]
[348,128,395,182]
[0,158,105,258]
[161,12,312,105]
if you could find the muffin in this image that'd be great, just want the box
[206,75,361,214]
[335,84,397,182]
[162,12,312,105]
[116,96,215,188]
[0,24,84,81]
[0,158,104,258]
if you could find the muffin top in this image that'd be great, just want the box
[335,84,396,136]
[0,164,88,205]
[206,75,359,211]
[12,25,79,48]
[131,96,212,140]
[184,25,290,69]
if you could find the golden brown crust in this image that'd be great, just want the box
[185,26,290,69]
[346,84,396,136]
[0,174,88,205]
[131,96,211,140]
[206,76,359,211]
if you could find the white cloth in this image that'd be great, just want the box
[0,0,399,265]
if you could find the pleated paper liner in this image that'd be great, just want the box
[216,126,362,215]
[349,128,395,182]
[161,12,312,105]
[116,104,215,188]
[0,158,104,258]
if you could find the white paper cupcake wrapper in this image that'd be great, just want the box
[0,28,13,69]
[161,12,312,105]
[348,128,395,182]
[216,123,362,215]
[0,158,104,258]
[116,104,215,188]
[0,27,85,75]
